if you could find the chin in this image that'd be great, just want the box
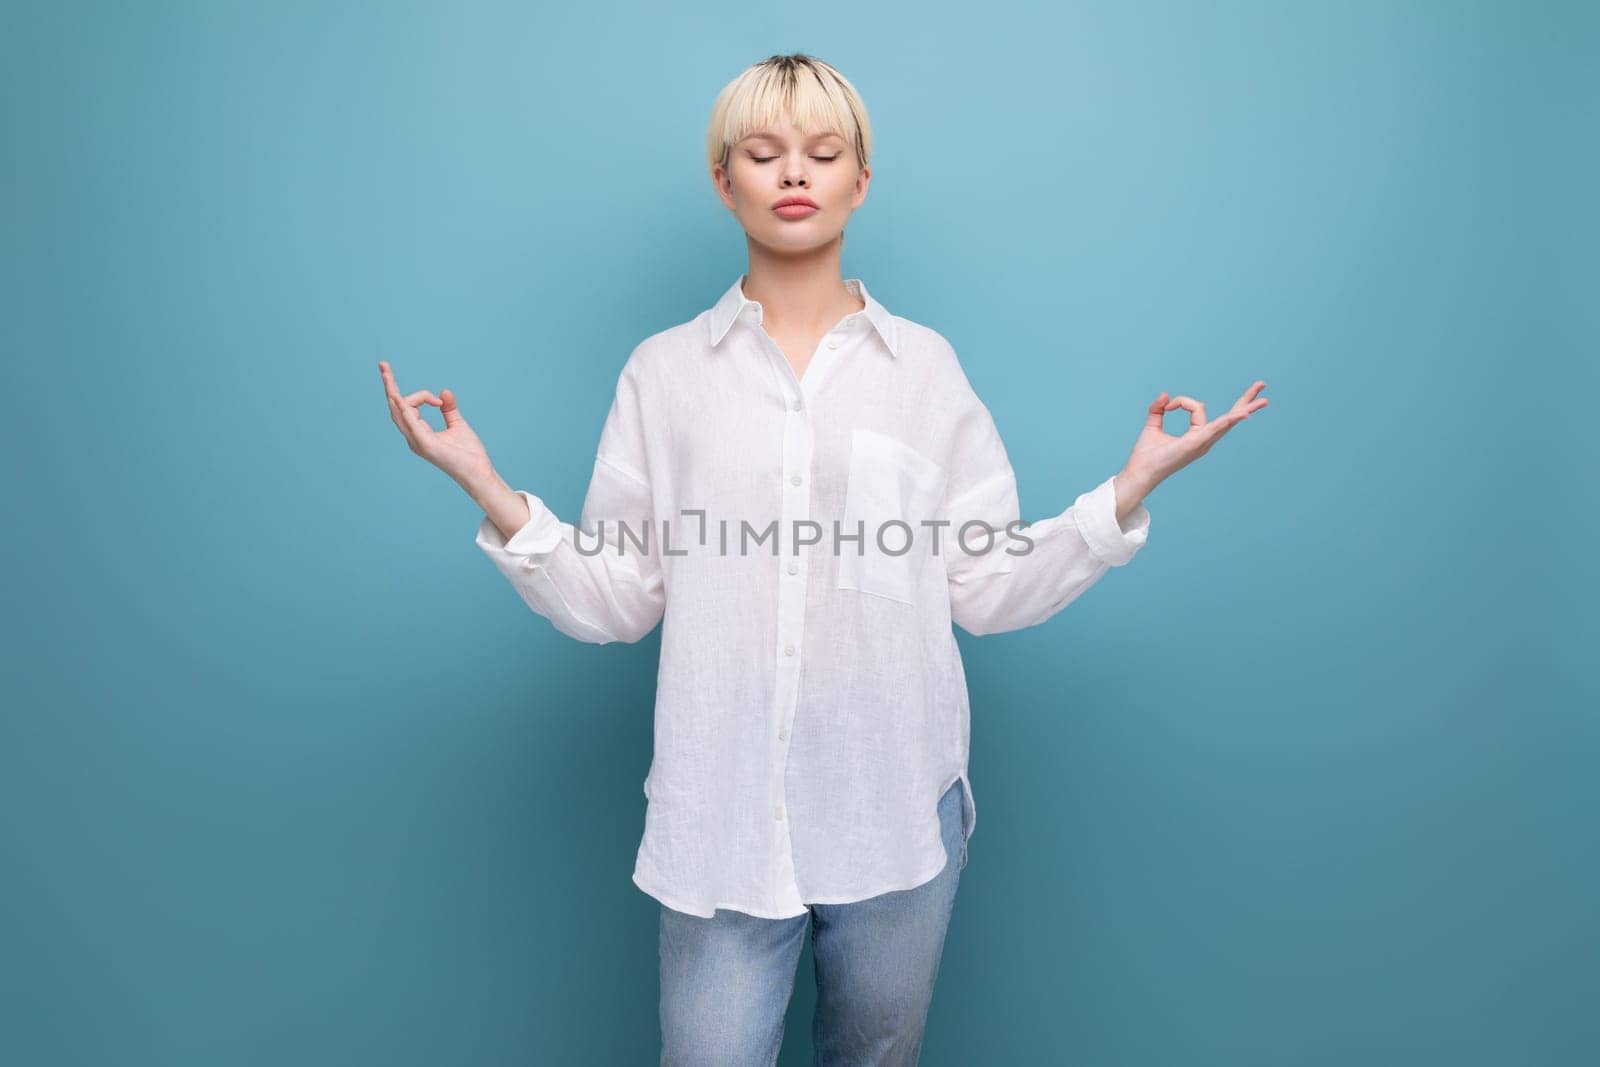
[750,227,843,255]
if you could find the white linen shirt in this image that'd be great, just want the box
[474,275,1151,919]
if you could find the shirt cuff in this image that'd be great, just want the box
[1072,475,1150,567]
[475,489,566,557]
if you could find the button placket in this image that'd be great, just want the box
[752,311,857,918]
[770,362,814,917]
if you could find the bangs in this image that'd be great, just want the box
[708,55,872,173]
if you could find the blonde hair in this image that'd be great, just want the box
[706,53,873,179]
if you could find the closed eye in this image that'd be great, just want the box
[750,155,840,164]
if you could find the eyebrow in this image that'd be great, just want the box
[739,130,847,145]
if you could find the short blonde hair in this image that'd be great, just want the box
[706,53,873,178]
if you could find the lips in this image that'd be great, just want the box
[773,198,820,219]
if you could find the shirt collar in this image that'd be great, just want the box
[706,275,899,358]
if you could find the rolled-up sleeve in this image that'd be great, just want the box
[940,380,1149,637]
[474,360,666,645]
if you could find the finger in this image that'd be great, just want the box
[403,393,444,443]
[403,389,442,409]
[1237,379,1266,404]
[401,393,442,440]
[382,366,421,437]
[440,387,466,428]
[377,364,409,403]
[380,361,404,404]
[389,398,424,445]
[1214,399,1265,442]
[1163,395,1205,432]
[1205,416,1241,443]
[381,366,415,440]
[1144,391,1170,430]
[384,380,433,441]
[1230,398,1262,425]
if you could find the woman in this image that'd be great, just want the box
[380,52,1266,1066]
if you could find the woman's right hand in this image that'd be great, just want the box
[379,360,495,491]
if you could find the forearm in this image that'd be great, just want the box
[1113,468,1154,530]
[947,474,1151,636]
[469,465,666,645]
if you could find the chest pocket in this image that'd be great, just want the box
[836,428,948,606]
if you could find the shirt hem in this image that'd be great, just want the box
[633,865,808,920]
[798,851,953,907]
[633,849,955,919]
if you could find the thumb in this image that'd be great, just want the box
[439,387,466,428]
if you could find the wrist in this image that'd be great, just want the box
[460,465,509,505]
[1113,468,1152,520]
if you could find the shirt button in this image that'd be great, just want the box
[787,561,798,575]
[784,642,795,656]
[774,805,784,820]
[778,729,787,741]
[790,474,802,486]
[791,399,802,412]
[826,339,838,349]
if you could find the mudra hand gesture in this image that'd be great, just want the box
[378,360,494,490]
[1116,381,1270,509]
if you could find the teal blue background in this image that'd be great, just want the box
[4,1,1594,1063]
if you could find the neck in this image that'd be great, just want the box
[740,236,866,335]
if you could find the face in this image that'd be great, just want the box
[712,112,869,254]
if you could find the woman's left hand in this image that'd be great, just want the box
[1117,380,1269,505]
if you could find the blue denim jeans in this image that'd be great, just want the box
[658,778,969,1066]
